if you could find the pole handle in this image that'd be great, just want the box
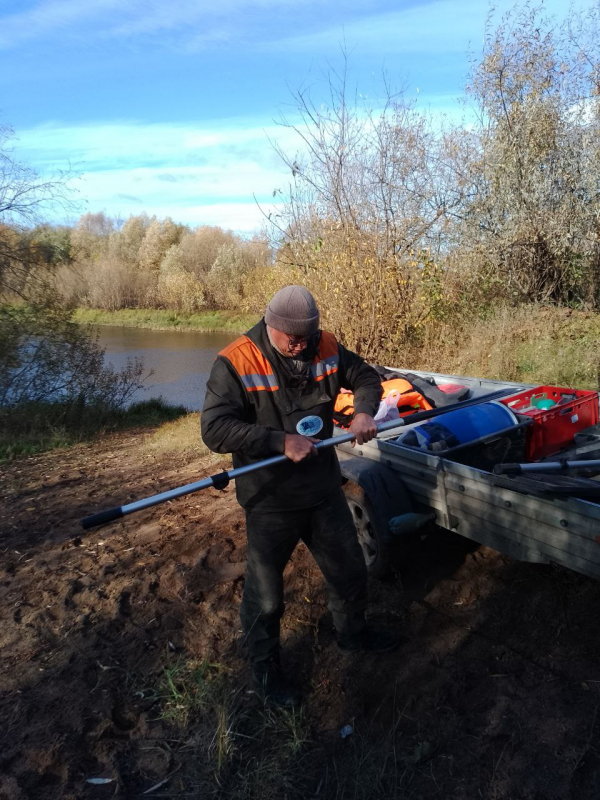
[81,507,125,530]
[493,463,522,476]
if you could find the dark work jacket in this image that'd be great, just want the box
[201,320,382,512]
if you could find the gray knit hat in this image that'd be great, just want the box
[264,285,320,336]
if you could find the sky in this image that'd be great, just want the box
[0,0,589,233]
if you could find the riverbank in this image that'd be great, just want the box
[0,398,188,461]
[74,305,600,391]
[73,308,260,333]
[2,418,600,798]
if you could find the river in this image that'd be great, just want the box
[96,326,237,411]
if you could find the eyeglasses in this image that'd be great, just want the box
[286,335,309,348]
[285,332,321,354]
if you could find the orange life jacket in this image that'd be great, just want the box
[334,378,432,427]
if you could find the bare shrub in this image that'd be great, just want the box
[108,213,152,268]
[138,218,185,274]
[206,243,257,309]
[83,257,139,310]
[272,62,456,360]
[451,4,600,306]
[52,262,87,307]
[160,243,185,276]
[157,270,206,313]
[180,226,238,276]
[70,213,113,263]
[242,234,273,271]
[241,264,298,314]
[0,303,146,409]
[282,229,452,361]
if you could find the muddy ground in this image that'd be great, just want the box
[2,427,600,799]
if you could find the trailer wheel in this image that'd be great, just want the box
[343,482,389,579]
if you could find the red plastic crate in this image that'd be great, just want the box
[500,385,599,460]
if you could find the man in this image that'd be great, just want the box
[201,285,398,706]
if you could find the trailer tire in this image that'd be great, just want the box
[343,481,390,579]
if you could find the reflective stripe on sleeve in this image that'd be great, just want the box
[240,373,280,391]
[311,355,339,381]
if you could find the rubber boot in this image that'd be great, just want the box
[252,655,302,708]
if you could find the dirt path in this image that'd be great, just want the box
[2,428,600,799]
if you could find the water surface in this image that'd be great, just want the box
[96,326,238,411]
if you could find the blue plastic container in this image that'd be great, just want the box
[394,401,518,451]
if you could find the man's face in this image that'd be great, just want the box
[269,327,310,357]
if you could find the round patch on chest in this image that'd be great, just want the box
[296,415,323,437]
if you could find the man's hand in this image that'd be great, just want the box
[349,412,378,446]
[284,433,319,462]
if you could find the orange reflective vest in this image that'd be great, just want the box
[202,320,383,512]
[219,330,339,394]
[334,377,432,427]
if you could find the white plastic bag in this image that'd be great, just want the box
[374,389,401,423]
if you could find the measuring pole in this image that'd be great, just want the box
[81,388,514,530]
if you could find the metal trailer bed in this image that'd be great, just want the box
[336,369,600,581]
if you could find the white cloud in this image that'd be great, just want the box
[16,118,298,167]
[0,0,122,49]
[133,202,282,231]
[0,0,591,55]
[264,0,592,56]
[266,3,470,56]
[13,118,299,232]
[0,0,318,50]
[11,95,484,232]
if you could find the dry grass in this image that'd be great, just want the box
[149,655,433,800]
[144,412,214,458]
[405,305,600,390]
[153,655,315,793]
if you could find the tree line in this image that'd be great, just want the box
[37,213,274,313]
[2,2,600,374]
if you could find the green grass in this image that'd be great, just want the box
[154,655,312,782]
[73,307,260,333]
[159,657,233,727]
[149,653,426,798]
[0,397,188,461]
